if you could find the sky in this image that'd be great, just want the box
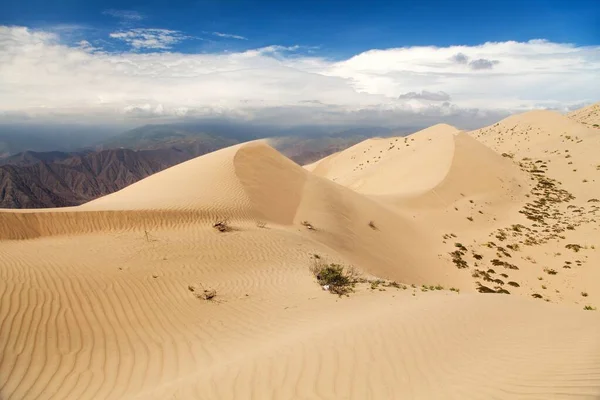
[0,0,599,131]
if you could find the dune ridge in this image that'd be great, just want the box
[1,108,600,399]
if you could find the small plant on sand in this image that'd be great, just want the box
[583,305,596,311]
[544,268,558,275]
[565,244,582,252]
[581,292,588,297]
[506,244,520,251]
[368,220,378,230]
[213,220,232,233]
[311,262,357,296]
[188,284,217,301]
[449,287,460,293]
[256,221,267,229]
[301,221,316,231]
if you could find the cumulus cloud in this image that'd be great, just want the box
[1,26,599,129]
[399,91,451,101]
[469,58,500,70]
[103,9,144,21]
[109,28,191,50]
[211,32,247,40]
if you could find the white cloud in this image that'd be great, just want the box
[103,9,144,21]
[399,91,451,101]
[109,28,192,50]
[1,27,599,129]
[211,32,247,40]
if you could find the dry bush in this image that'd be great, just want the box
[188,284,217,301]
[213,220,233,233]
[301,221,316,231]
[310,262,358,296]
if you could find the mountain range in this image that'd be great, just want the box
[0,123,376,208]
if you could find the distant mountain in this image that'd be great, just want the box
[0,122,396,209]
[0,150,77,167]
[0,123,119,158]
[0,148,191,208]
[98,124,242,153]
[269,135,368,165]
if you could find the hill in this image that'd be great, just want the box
[568,102,600,129]
[0,148,190,208]
[0,112,599,399]
[0,128,376,208]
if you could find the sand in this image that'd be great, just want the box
[1,107,600,399]
[568,102,600,129]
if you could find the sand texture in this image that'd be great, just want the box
[1,107,600,399]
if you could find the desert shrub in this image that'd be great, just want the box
[213,220,232,232]
[311,262,357,296]
[301,221,316,230]
[583,305,596,311]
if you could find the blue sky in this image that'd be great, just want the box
[2,0,598,57]
[0,0,598,130]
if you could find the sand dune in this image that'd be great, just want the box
[1,110,600,399]
[568,102,600,129]
[310,109,599,304]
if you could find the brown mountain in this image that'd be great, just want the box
[0,133,374,209]
[0,148,192,208]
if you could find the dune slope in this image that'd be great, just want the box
[1,136,599,400]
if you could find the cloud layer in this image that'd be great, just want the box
[0,26,598,129]
[103,9,145,21]
[109,28,192,49]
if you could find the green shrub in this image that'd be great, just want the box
[311,263,357,296]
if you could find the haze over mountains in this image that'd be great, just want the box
[0,103,599,399]
[0,122,386,208]
[0,106,594,209]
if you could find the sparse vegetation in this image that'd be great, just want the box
[583,305,596,311]
[565,244,582,252]
[213,220,232,233]
[301,221,316,231]
[506,244,520,251]
[581,292,588,297]
[368,220,378,230]
[311,262,357,296]
[188,284,217,301]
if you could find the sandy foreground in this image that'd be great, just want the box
[1,106,600,399]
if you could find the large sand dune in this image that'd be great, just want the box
[1,109,600,399]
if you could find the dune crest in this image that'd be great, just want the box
[1,109,600,399]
